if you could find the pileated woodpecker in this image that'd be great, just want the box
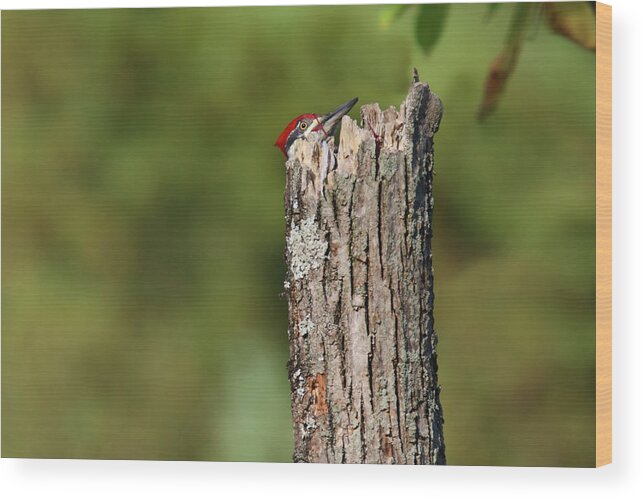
[275,97,358,157]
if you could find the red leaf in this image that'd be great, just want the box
[478,44,521,121]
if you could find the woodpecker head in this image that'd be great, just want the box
[275,97,358,157]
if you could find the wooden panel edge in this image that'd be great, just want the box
[595,1,612,468]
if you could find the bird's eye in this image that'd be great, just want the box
[299,122,308,130]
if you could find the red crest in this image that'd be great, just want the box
[275,113,317,156]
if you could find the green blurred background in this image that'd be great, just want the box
[2,4,595,466]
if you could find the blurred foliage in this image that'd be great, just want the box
[415,4,450,54]
[544,2,597,50]
[2,4,595,466]
[383,1,596,119]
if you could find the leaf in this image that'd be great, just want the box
[544,2,596,52]
[414,4,449,55]
[478,4,533,120]
[379,4,413,30]
[486,3,503,20]
[477,45,521,121]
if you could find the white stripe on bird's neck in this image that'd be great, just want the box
[302,117,326,138]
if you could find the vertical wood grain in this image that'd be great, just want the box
[595,1,612,468]
[283,78,446,464]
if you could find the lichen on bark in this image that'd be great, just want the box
[283,74,446,465]
[286,216,328,280]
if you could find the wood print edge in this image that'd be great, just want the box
[595,1,612,468]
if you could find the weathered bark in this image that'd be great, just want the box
[283,73,445,464]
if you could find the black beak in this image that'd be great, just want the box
[319,97,359,134]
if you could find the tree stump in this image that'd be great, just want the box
[283,73,445,464]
